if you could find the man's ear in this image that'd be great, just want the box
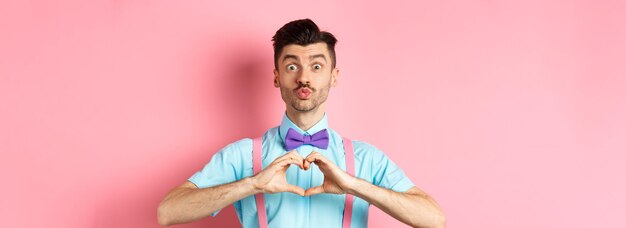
[331,68,339,87]
[273,69,280,88]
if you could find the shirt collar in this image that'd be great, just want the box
[279,112,329,147]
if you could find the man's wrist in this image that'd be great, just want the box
[243,177,263,195]
[345,177,367,195]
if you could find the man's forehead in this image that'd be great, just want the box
[280,43,330,60]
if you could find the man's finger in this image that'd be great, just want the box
[303,159,311,170]
[281,157,306,169]
[304,185,325,196]
[271,152,292,166]
[290,156,305,169]
[277,151,305,169]
[303,152,314,170]
[285,184,305,196]
[305,152,325,165]
[292,154,307,170]
[279,150,298,159]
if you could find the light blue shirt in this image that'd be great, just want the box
[188,112,415,228]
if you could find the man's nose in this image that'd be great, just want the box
[296,69,312,85]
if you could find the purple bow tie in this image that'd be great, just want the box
[284,128,330,151]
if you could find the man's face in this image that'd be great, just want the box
[274,42,339,113]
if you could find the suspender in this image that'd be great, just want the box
[252,137,355,228]
[252,137,268,228]
[342,138,355,228]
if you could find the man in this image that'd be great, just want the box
[158,19,446,228]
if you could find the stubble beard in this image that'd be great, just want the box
[281,82,331,112]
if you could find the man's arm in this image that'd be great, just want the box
[303,151,446,228]
[157,151,306,226]
[349,181,446,228]
[157,179,258,226]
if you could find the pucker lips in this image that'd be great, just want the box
[296,88,312,99]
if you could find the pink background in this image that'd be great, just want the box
[2,0,625,227]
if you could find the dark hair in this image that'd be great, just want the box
[272,18,338,69]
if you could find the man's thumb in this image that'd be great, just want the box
[285,184,305,196]
[304,186,325,196]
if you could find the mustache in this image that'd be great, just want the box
[295,84,315,92]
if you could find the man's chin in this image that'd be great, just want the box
[291,102,316,112]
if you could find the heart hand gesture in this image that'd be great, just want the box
[251,150,306,196]
[304,151,357,196]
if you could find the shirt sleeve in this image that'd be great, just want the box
[355,141,416,193]
[187,138,251,217]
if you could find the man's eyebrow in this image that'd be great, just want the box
[309,54,326,61]
[282,54,327,63]
[282,55,298,62]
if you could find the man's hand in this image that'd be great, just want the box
[303,151,358,196]
[251,150,307,196]
[301,151,446,227]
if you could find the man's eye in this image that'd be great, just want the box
[287,64,298,71]
[313,64,322,70]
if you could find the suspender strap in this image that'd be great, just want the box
[342,137,355,228]
[252,137,268,228]
[252,136,356,228]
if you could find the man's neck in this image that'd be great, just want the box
[285,106,325,132]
